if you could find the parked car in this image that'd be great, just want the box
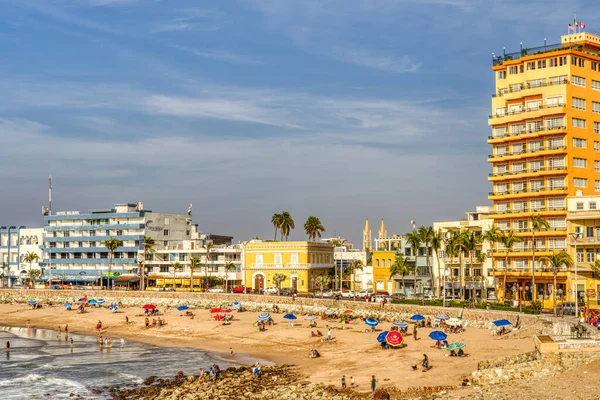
[320,290,335,298]
[357,289,373,298]
[264,287,279,295]
[207,287,225,293]
[390,292,406,300]
[232,285,250,293]
[340,290,356,298]
[376,291,390,296]
[279,288,297,296]
[557,302,577,315]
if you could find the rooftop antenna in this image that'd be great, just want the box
[49,175,52,216]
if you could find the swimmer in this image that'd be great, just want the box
[6,341,10,353]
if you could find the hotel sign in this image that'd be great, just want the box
[145,219,162,232]
[56,211,80,216]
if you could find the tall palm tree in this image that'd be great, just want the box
[141,236,156,291]
[273,273,287,293]
[475,252,487,302]
[271,213,283,241]
[304,216,325,241]
[531,214,550,302]
[389,253,410,298]
[24,252,39,288]
[314,274,331,297]
[1,262,9,288]
[102,237,123,290]
[28,269,42,287]
[189,255,201,292]
[499,231,523,303]
[444,234,459,299]
[540,251,573,316]
[204,243,213,290]
[461,230,478,302]
[406,231,422,300]
[431,230,444,298]
[482,226,502,300]
[455,230,471,300]
[280,211,295,241]
[347,260,364,300]
[417,226,435,299]
[224,261,237,293]
[172,261,182,291]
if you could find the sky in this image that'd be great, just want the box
[0,0,598,245]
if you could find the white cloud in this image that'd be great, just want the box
[170,45,262,65]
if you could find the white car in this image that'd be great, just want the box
[340,291,356,298]
[357,290,373,298]
[207,288,225,293]
[264,287,278,295]
[373,295,392,303]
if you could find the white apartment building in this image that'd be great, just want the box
[0,227,45,287]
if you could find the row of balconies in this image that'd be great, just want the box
[489,145,567,160]
[489,186,566,196]
[488,126,567,144]
[491,206,567,214]
[494,77,569,97]
[489,102,566,120]
[489,165,567,178]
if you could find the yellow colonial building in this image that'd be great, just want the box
[372,250,395,293]
[243,241,334,293]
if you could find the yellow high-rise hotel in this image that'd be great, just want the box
[489,32,600,306]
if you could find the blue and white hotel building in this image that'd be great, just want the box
[43,202,192,286]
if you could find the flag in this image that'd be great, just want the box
[568,24,575,31]
[579,21,586,29]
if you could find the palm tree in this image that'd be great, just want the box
[455,230,471,300]
[431,230,443,298]
[304,216,325,241]
[271,213,283,241]
[1,262,9,288]
[28,269,42,287]
[482,226,502,300]
[499,231,523,303]
[205,243,213,290]
[141,236,156,291]
[279,211,295,241]
[540,251,573,316]
[347,260,364,300]
[102,237,123,290]
[531,214,550,302]
[389,253,410,298]
[273,273,287,293]
[592,259,600,279]
[224,261,237,293]
[444,234,459,299]
[461,230,478,303]
[314,274,331,297]
[475,252,487,303]
[172,261,182,291]
[417,226,435,299]
[189,255,201,292]
[24,252,40,288]
[406,231,422,300]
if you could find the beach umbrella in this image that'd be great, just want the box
[410,314,425,321]
[142,304,156,310]
[365,318,378,327]
[221,309,232,313]
[64,303,72,308]
[377,331,389,343]
[304,315,317,321]
[109,305,118,312]
[343,309,354,314]
[435,314,449,320]
[177,305,189,311]
[210,308,222,313]
[429,331,447,341]
[97,299,105,304]
[446,342,466,351]
[78,297,87,302]
[27,300,37,305]
[385,331,404,347]
[257,313,271,321]
[446,318,462,326]
[283,314,297,320]
[492,319,512,327]
[231,302,241,309]
[393,322,408,329]
[325,309,336,316]
[88,299,98,305]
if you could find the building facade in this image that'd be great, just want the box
[243,241,334,293]
[0,226,44,287]
[489,32,600,303]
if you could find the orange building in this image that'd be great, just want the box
[489,32,600,306]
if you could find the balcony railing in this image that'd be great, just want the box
[250,263,333,269]
[488,166,567,178]
[489,146,567,160]
[488,125,567,140]
[489,186,566,196]
[492,42,567,66]
[491,206,567,214]
[489,102,566,119]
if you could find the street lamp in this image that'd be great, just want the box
[570,232,581,319]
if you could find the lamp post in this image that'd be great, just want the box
[570,232,581,319]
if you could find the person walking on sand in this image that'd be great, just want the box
[327,329,332,341]
[341,375,346,389]
[413,325,418,340]
[65,324,68,334]
[371,375,376,392]
[351,376,355,387]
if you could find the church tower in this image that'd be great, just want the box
[362,218,371,251]
[378,218,387,239]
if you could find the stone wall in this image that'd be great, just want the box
[477,351,538,370]
[0,289,538,328]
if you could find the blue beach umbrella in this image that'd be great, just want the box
[429,331,447,341]
[97,299,105,304]
[283,314,297,320]
[88,299,98,305]
[177,305,189,311]
[109,305,118,312]
[492,319,512,327]
[377,331,389,343]
[435,314,449,320]
[365,318,378,327]
[410,314,425,321]
[64,303,72,308]
[231,302,241,309]
[392,322,408,329]
[27,300,37,305]
[257,313,271,321]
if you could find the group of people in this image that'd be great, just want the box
[448,349,467,357]
[309,348,321,358]
[145,317,167,327]
[341,375,377,393]
[199,364,222,381]
[145,308,160,316]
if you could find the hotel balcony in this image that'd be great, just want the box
[488,186,567,200]
[488,166,567,181]
[488,104,566,125]
[487,125,567,145]
[491,206,566,217]
[489,268,569,278]
[488,146,567,163]
[248,263,334,270]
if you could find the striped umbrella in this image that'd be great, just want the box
[97,299,105,305]
[257,313,271,321]
[231,302,241,309]
[392,322,408,329]
[304,315,317,321]
[63,303,72,308]
[435,314,449,320]
[446,342,466,351]
[385,331,404,347]
[109,305,118,312]
[365,318,378,327]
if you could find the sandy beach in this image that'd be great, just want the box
[0,302,535,391]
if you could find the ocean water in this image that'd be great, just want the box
[0,326,263,399]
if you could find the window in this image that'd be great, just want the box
[512,162,526,173]
[493,126,508,138]
[527,120,543,132]
[163,229,169,236]
[526,62,536,71]
[496,202,509,212]
[513,200,526,211]
[508,103,523,114]
[255,254,263,265]
[573,157,587,168]
[514,220,528,231]
[116,230,123,236]
[530,179,543,191]
[528,78,545,88]
[90,241,96,247]
[591,202,597,210]
[548,197,565,210]
[546,95,564,107]
[596,142,599,152]
[537,60,546,69]
[531,199,544,211]
[512,181,526,192]
[548,177,565,189]
[496,164,508,174]
[164,217,170,225]
[549,75,568,85]
[509,66,519,75]
[549,217,566,229]
[498,70,506,79]
[512,143,525,154]
[529,159,543,171]
[509,83,521,92]
[548,238,566,250]
[593,80,600,91]
[595,122,600,134]
[593,62,598,71]
[495,107,506,117]
[577,249,584,263]
[529,140,543,152]
[510,124,525,135]
[588,249,595,263]
[596,180,600,192]
[574,178,588,188]
[596,160,600,172]
[495,183,508,194]
[573,118,586,128]
[547,137,564,149]
[573,138,587,148]
[496,145,507,156]
[572,75,586,87]
[593,102,600,114]
[573,97,586,110]
[545,116,564,130]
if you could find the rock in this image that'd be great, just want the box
[373,389,391,400]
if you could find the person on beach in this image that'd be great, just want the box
[413,325,418,340]
[230,347,234,357]
[58,325,62,334]
[5,341,10,353]
[214,364,221,380]
[351,376,355,387]
[96,321,102,332]
[125,315,129,324]
[371,375,376,392]
[70,338,74,348]
[199,368,204,380]
[422,354,429,369]
[145,317,149,327]
[327,329,332,341]
[65,324,68,334]
[341,375,346,389]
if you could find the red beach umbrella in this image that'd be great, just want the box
[210,308,222,313]
[142,304,156,310]
[385,331,404,347]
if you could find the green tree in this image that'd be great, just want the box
[279,211,295,241]
[205,243,214,290]
[189,255,201,292]
[272,273,287,293]
[141,236,156,291]
[531,214,550,301]
[28,269,42,287]
[224,261,237,293]
[482,226,502,300]
[1,262,9,288]
[499,231,523,303]
[271,213,283,241]
[461,230,478,303]
[304,216,326,241]
[475,252,487,302]
[406,231,422,300]
[24,252,40,288]
[347,260,364,300]
[314,274,331,297]
[102,237,123,290]
[444,234,459,299]
[417,226,435,299]
[431,229,444,298]
[389,253,410,298]
[540,251,573,316]
[172,261,182,291]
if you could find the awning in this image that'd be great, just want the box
[114,276,140,285]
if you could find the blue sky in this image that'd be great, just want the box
[0,0,597,244]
